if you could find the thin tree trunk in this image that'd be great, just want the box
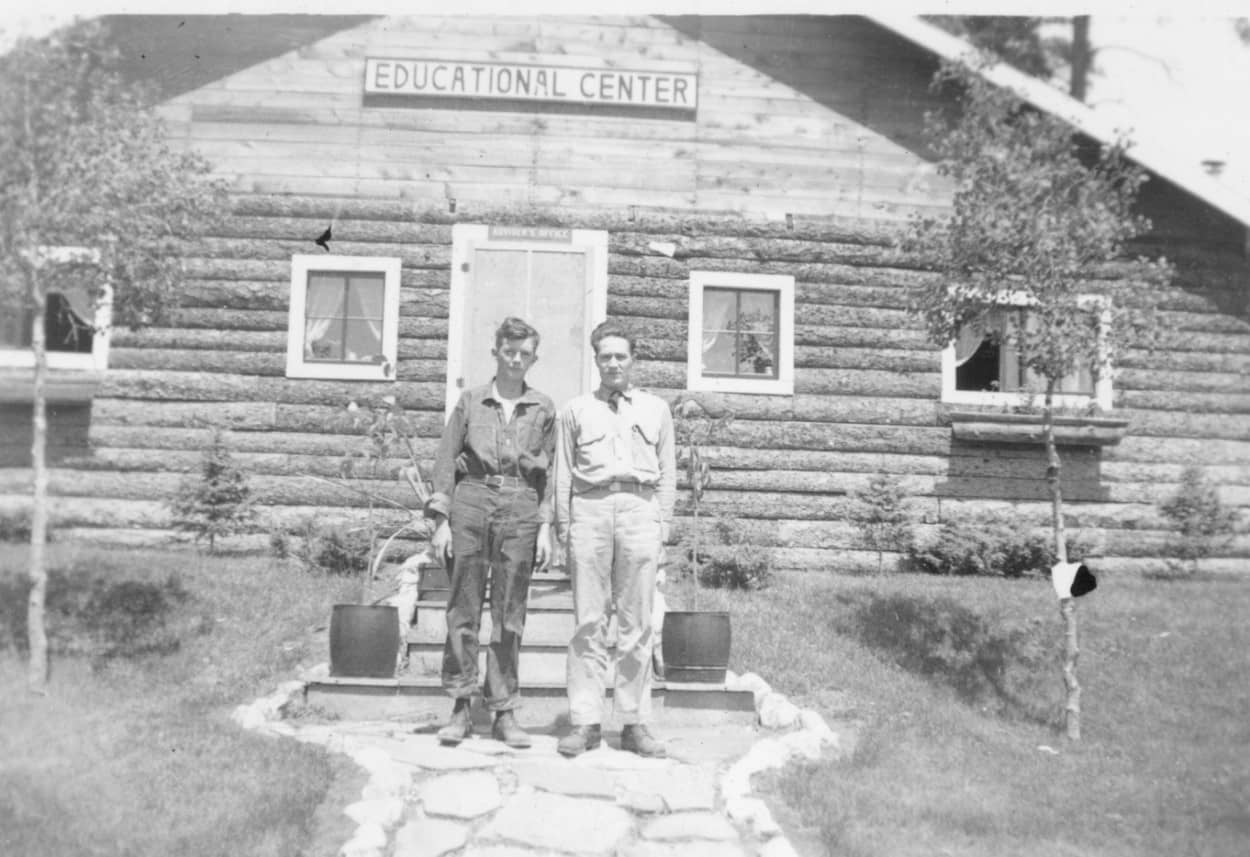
[1044,381,1080,741]
[27,272,50,694]
[1070,16,1092,102]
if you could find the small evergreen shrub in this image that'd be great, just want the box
[677,516,774,591]
[908,515,1087,578]
[850,472,914,571]
[313,526,373,577]
[169,428,255,553]
[1158,466,1239,575]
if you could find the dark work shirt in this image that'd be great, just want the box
[425,381,557,524]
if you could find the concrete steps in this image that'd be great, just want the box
[306,565,755,728]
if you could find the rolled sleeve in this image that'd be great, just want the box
[537,405,557,525]
[553,407,576,545]
[654,403,677,524]
[425,392,468,521]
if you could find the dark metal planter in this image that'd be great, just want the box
[329,604,400,678]
[661,610,732,684]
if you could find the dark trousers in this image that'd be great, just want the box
[442,479,540,711]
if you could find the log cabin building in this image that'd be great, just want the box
[2,14,1248,574]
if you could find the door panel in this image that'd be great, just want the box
[447,225,607,416]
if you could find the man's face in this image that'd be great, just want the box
[493,336,538,383]
[594,335,634,392]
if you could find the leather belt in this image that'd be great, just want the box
[587,480,654,495]
[464,474,529,489]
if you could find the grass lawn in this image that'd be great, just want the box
[700,570,1250,857]
[0,542,362,857]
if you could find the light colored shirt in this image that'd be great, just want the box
[554,386,676,542]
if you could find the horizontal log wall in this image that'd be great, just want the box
[2,190,1244,574]
[3,15,1248,575]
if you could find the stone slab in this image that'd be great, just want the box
[619,841,751,857]
[618,766,717,812]
[393,815,469,857]
[641,811,740,841]
[510,759,619,799]
[479,788,633,855]
[419,770,502,819]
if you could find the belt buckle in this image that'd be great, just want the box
[485,475,504,488]
[607,480,621,492]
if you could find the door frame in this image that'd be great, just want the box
[446,224,609,417]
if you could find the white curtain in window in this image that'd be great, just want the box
[351,276,385,343]
[701,289,736,371]
[304,276,345,357]
[953,319,987,366]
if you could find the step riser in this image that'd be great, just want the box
[304,683,755,729]
[411,607,577,646]
[405,646,591,686]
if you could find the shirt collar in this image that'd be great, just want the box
[485,380,540,406]
[596,386,633,404]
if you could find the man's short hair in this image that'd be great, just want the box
[495,317,540,349]
[590,320,636,356]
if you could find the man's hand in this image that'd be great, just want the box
[534,522,552,573]
[431,518,453,565]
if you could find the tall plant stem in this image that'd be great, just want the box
[1045,382,1081,741]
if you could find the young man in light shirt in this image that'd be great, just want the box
[425,317,556,748]
[553,320,676,758]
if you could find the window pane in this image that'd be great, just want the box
[304,272,386,364]
[701,287,781,378]
[738,291,777,332]
[46,291,94,353]
[0,308,33,349]
[955,338,1001,391]
[346,274,385,321]
[738,331,777,376]
[342,319,383,362]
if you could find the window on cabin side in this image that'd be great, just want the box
[944,303,1109,409]
[303,272,385,363]
[1,266,109,372]
[285,255,400,381]
[701,287,780,379]
[686,271,794,396]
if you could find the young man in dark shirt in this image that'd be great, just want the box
[425,317,556,748]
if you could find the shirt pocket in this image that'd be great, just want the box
[629,422,660,479]
[466,423,497,467]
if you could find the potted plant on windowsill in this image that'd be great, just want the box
[660,395,735,685]
[311,397,433,679]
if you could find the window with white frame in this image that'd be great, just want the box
[687,271,795,395]
[0,246,111,372]
[942,296,1112,411]
[286,254,401,381]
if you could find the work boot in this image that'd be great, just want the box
[492,710,532,749]
[620,724,666,758]
[557,724,602,757]
[437,698,473,746]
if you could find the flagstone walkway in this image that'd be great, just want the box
[234,669,859,857]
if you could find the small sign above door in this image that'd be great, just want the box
[488,225,573,243]
[365,58,698,112]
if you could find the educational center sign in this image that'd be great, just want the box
[365,58,698,111]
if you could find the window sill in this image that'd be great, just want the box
[944,408,1129,447]
[0,367,104,403]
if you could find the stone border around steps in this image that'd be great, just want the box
[231,663,855,857]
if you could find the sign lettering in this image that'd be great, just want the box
[366,59,697,111]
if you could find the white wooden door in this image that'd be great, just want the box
[447,225,607,416]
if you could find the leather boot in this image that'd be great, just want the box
[620,724,666,758]
[492,710,532,749]
[557,724,602,757]
[437,698,473,746]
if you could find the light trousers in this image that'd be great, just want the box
[566,487,662,726]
